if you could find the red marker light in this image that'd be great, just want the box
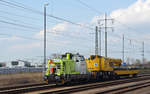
[49,60,53,74]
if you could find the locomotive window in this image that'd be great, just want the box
[76,60,79,62]
[53,68,56,74]
[63,62,65,66]
[70,54,73,59]
[55,63,60,69]
[90,55,96,60]
[98,56,101,58]
[80,56,85,61]
[61,55,66,59]
[109,62,114,67]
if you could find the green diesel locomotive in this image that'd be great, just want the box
[44,53,88,84]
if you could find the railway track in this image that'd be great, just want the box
[33,76,150,94]
[0,74,150,94]
[0,84,57,94]
[0,83,46,91]
[99,81,150,94]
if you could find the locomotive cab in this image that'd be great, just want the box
[44,59,64,84]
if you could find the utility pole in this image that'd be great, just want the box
[97,21,103,56]
[99,27,101,56]
[122,34,125,63]
[43,3,48,74]
[104,13,107,57]
[142,41,144,64]
[95,26,98,55]
[98,13,113,57]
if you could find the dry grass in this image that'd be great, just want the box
[0,72,45,88]
[140,69,150,73]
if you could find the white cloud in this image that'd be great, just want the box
[111,0,150,27]
[34,21,92,45]
[91,15,104,25]
[11,42,41,49]
[35,21,92,39]
[88,0,150,60]
[35,23,68,40]
[4,0,150,61]
[51,22,69,32]
[0,35,23,41]
[105,0,150,44]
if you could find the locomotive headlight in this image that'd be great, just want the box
[55,76,60,79]
[43,76,48,80]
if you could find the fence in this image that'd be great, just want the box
[0,67,43,74]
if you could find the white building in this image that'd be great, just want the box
[10,60,31,68]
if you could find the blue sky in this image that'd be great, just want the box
[0,0,149,64]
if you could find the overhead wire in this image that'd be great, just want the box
[0,0,94,48]
[0,0,94,30]
[0,26,40,33]
[114,20,143,43]
[47,29,93,41]
[0,32,92,49]
[0,15,42,29]
[0,0,94,46]
[1,0,144,54]
[0,33,44,42]
[74,0,146,59]
[0,0,145,44]
[74,0,145,43]
[0,10,40,21]
[0,20,40,30]
[74,0,104,15]
[0,24,93,42]
[0,0,100,60]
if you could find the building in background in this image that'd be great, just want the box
[10,60,31,68]
[0,62,6,67]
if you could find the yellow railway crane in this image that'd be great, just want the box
[86,55,139,80]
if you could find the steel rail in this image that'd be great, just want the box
[99,81,150,94]
[0,83,45,91]
[40,76,150,94]
[0,74,150,94]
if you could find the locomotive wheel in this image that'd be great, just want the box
[56,79,65,85]
[61,79,65,84]
[45,79,49,84]
[133,74,137,78]
[56,81,61,85]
